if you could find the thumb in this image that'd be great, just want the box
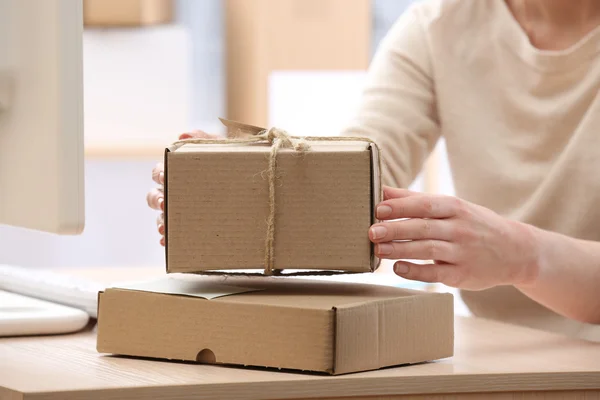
[383,186,420,200]
[394,260,463,288]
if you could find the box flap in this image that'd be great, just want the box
[110,275,262,300]
[219,117,265,138]
[109,274,426,309]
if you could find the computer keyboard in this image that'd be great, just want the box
[0,265,104,318]
[0,289,91,337]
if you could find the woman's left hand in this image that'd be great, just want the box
[369,186,541,290]
[147,130,218,246]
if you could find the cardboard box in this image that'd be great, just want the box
[84,0,173,27]
[164,120,381,275]
[225,0,371,127]
[96,275,454,375]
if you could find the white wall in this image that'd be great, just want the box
[0,0,456,271]
[176,0,225,127]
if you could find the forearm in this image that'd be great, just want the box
[517,227,600,324]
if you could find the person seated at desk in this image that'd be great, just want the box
[147,0,600,340]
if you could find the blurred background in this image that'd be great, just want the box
[0,0,461,309]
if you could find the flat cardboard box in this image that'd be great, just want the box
[84,0,173,27]
[164,122,381,275]
[225,0,371,127]
[96,275,454,375]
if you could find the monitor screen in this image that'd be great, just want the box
[0,0,84,235]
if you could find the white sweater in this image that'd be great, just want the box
[343,0,600,340]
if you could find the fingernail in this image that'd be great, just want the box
[377,243,394,255]
[160,237,165,246]
[370,226,387,240]
[395,263,409,274]
[159,198,164,210]
[159,172,164,184]
[158,224,165,235]
[377,205,392,219]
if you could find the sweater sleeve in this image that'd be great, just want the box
[341,4,441,189]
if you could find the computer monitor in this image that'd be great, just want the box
[0,0,85,235]
[0,0,90,338]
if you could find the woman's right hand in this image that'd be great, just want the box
[146,130,218,246]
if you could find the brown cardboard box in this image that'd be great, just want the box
[84,0,173,27]
[164,120,381,275]
[225,0,371,127]
[96,275,454,375]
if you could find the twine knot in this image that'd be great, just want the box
[260,127,310,153]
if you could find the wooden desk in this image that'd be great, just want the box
[1,269,600,400]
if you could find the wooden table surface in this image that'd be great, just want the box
[1,268,600,400]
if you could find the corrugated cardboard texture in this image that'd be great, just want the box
[165,141,376,274]
[97,275,454,375]
[334,295,455,375]
[84,0,173,26]
[225,0,371,127]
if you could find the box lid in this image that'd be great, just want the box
[97,275,454,375]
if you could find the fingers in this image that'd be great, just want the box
[383,186,419,201]
[369,218,453,242]
[376,194,462,220]
[146,188,164,211]
[179,130,219,140]
[151,163,165,245]
[157,214,165,247]
[152,129,217,249]
[157,213,164,235]
[152,162,164,185]
[393,261,456,284]
[151,130,215,249]
[374,240,458,263]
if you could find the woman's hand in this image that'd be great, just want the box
[369,186,541,290]
[146,130,217,246]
